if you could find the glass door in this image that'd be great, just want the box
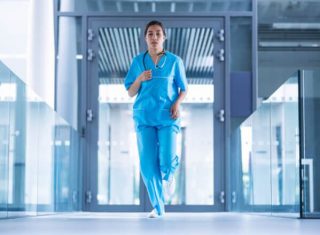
[86,17,225,212]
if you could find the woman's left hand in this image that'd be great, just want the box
[170,102,180,119]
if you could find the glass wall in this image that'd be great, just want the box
[300,70,320,218]
[0,61,10,219]
[0,0,29,80]
[269,75,300,216]
[0,61,80,219]
[231,69,320,218]
[231,72,300,217]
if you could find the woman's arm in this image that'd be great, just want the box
[127,70,152,97]
[170,88,188,119]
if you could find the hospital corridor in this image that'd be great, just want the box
[0,0,320,234]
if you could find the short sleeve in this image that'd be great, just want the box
[174,58,188,91]
[124,58,139,90]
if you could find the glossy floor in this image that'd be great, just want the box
[1,212,320,235]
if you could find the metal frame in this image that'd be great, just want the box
[252,0,257,111]
[85,16,226,212]
[298,70,320,219]
[298,69,305,218]
[225,0,257,212]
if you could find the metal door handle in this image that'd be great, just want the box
[216,49,225,62]
[87,49,95,61]
[217,29,224,42]
[87,109,94,122]
[220,191,225,204]
[216,109,225,122]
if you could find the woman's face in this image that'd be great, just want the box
[145,25,165,51]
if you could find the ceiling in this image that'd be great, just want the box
[258,0,320,24]
[59,0,320,25]
[59,0,252,12]
[59,0,320,82]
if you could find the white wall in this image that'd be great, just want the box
[0,0,55,109]
[27,0,55,108]
[0,0,30,80]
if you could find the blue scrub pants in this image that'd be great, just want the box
[136,125,179,215]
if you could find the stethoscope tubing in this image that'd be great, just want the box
[143,50,167,70]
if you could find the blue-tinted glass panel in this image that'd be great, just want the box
[301,70,320,218]
[232,72,300,217]
[0,62,11,219]
[269,74,299,217]
[0,61,80,219]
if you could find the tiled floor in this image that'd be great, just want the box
[1,212,320,235]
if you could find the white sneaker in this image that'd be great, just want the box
[148,209,163,218]
[163,177,176,201]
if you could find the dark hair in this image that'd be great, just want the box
[144,20,166,37]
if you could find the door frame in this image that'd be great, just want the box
[84,16,226,212]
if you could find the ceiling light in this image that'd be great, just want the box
[272,23,320,30]
[259,41,320,47]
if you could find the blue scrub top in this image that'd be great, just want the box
[124,51,188,129]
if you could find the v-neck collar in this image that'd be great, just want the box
[146,52,165,69]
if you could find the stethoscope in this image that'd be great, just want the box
[143,50,167,70]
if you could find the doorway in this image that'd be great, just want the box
[85,17,226,212]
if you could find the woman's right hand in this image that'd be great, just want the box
[128,70,152,97]
[138,70,152,82]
